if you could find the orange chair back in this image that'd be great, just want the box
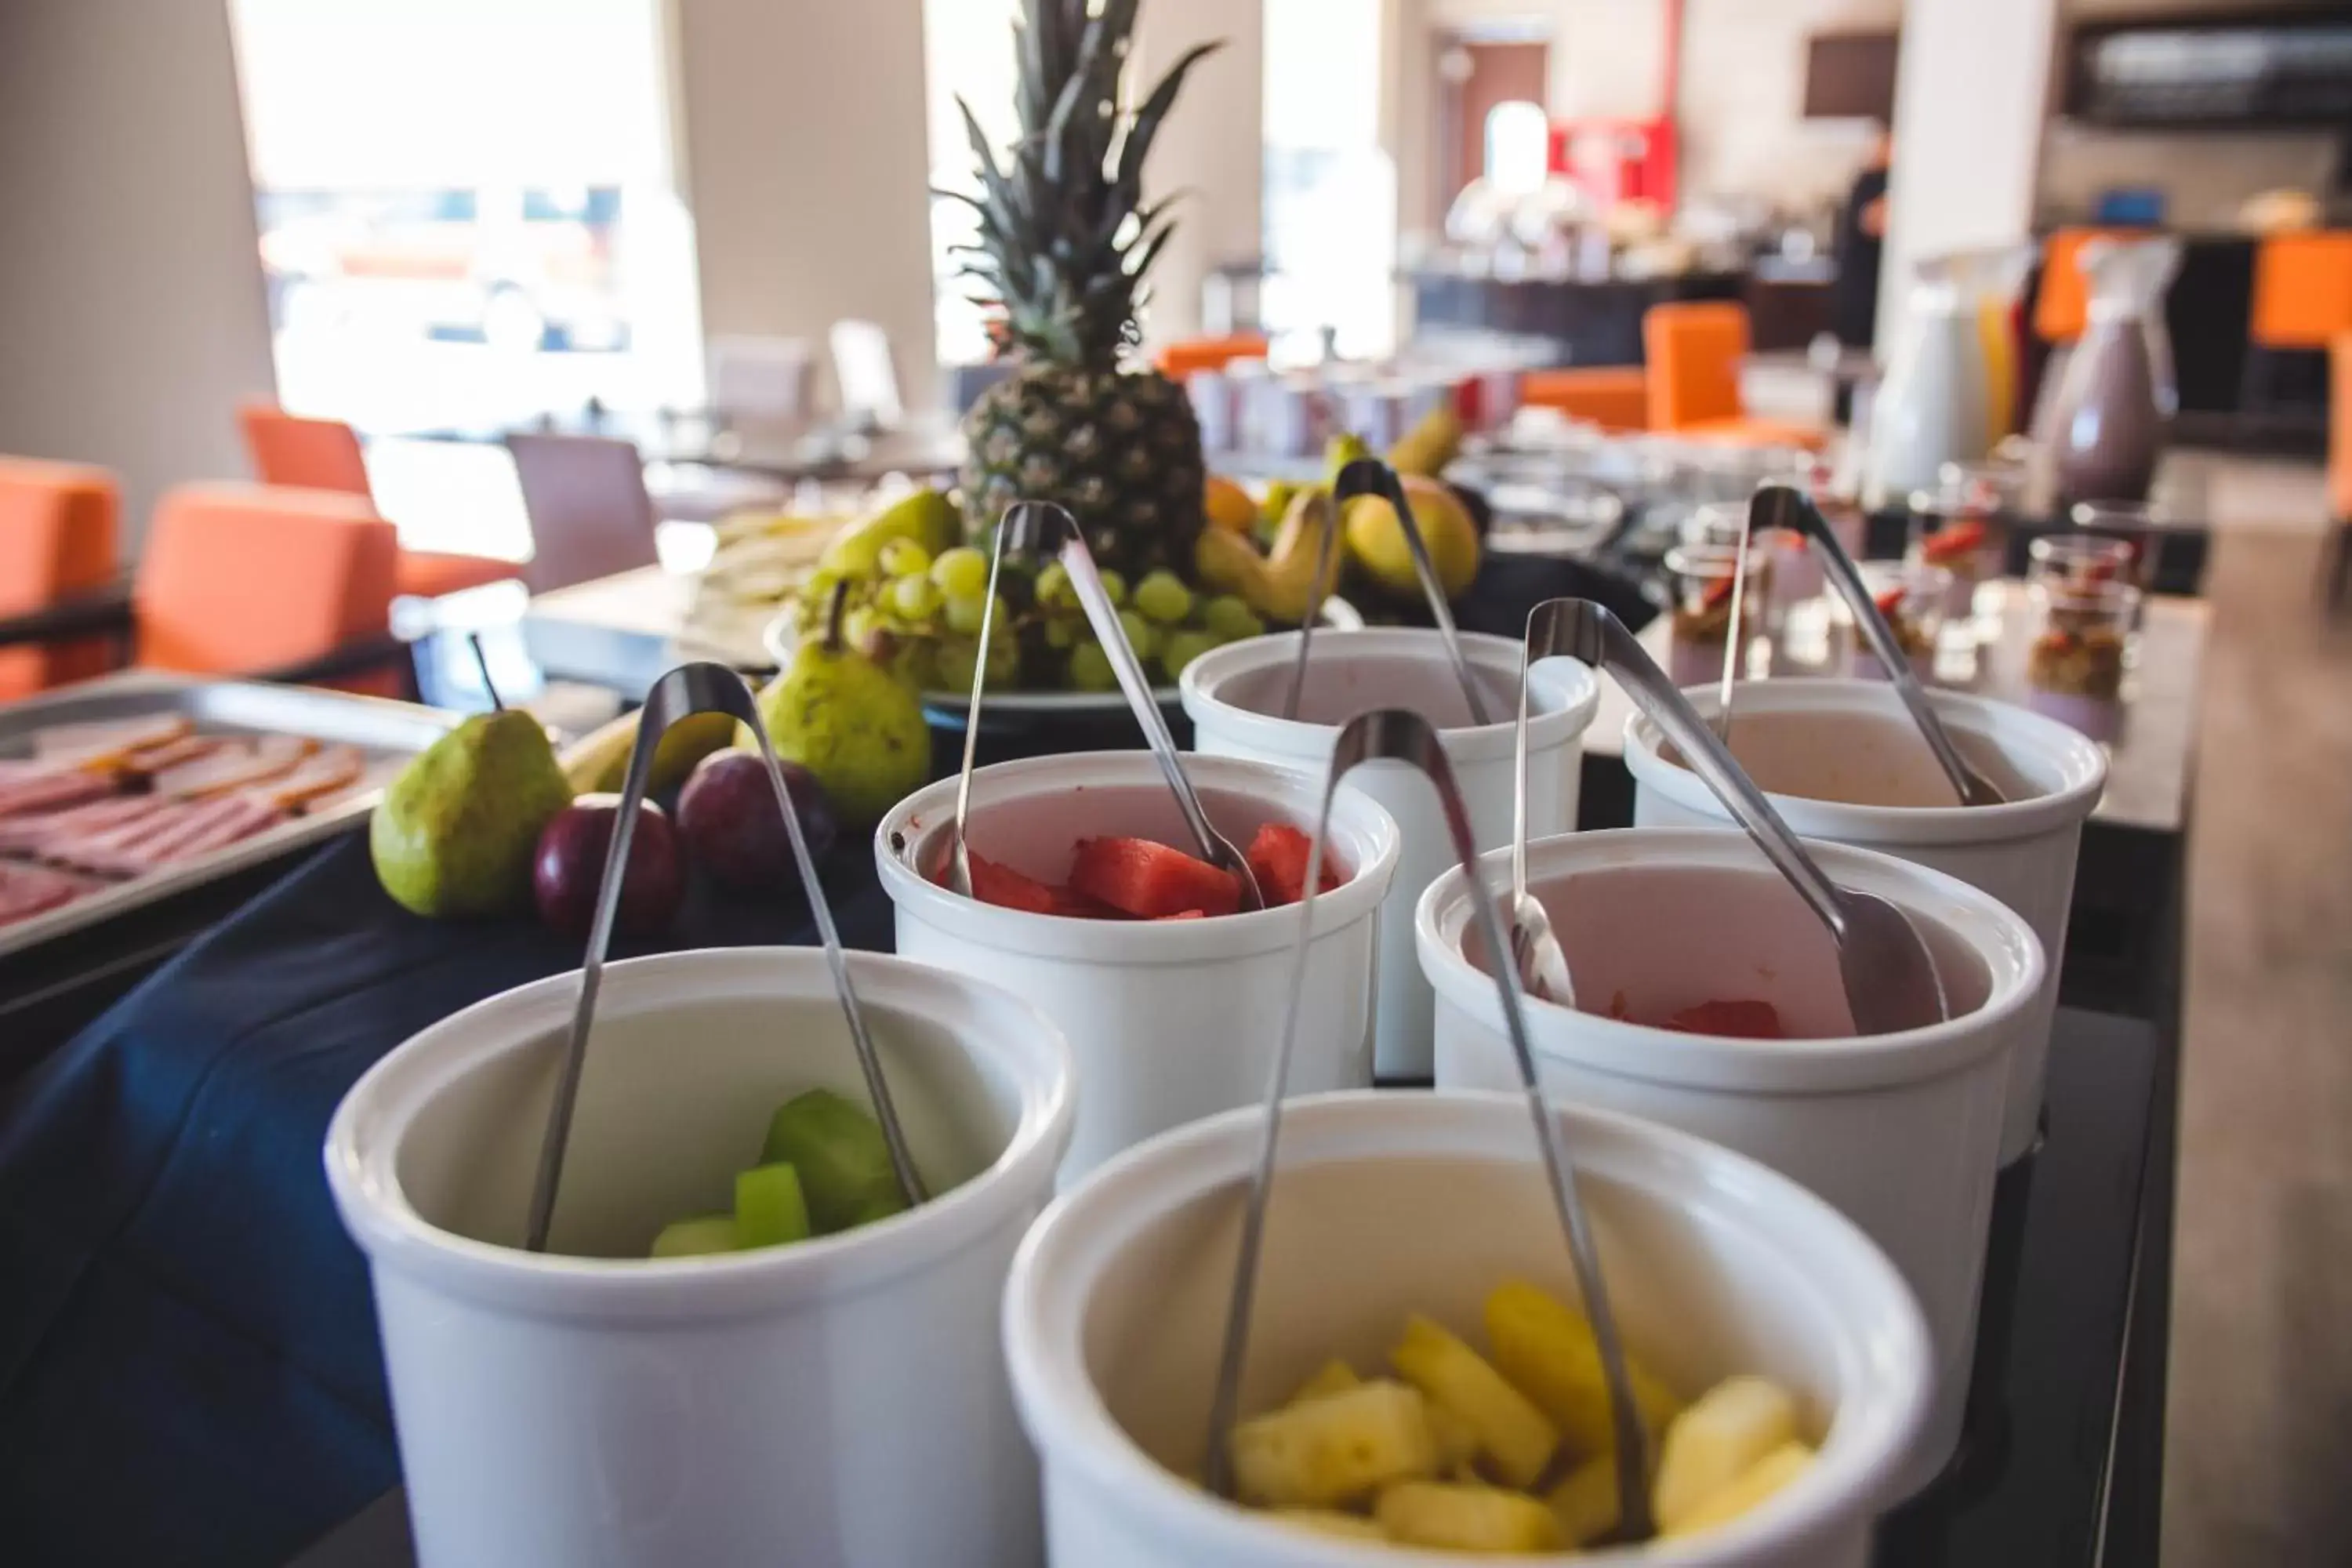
[2331,334,2352,521]
[0,456,119,699]
[136,485,397,686]
[1643,302,1749,431]
[2034,229,2142,344]
[2250,233,2352,350]
[1520,367,1650,433]
[1155,334,1270,383]
[238,405,374,498]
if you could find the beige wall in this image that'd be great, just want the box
[671,0,940,406]
[0,0,278,543]
[1413,0,1897,217]
[1135,0,1266,347]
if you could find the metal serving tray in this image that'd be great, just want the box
[0,673,458,960]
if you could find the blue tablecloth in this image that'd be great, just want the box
[0,833,896,1567]
[0,551,1651,1566]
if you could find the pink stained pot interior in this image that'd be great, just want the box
[1461,861,1994,1039]
[1205,651,1523,729]
[892,782,1353,900]
[1659,706,2047,811]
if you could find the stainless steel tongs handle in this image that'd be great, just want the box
[524,662,926,1254]
[949,502,1263,908]
[1286,458,1491,727]
[1748,485,2002,807]
[1526,599,1849,942]
[1200,707,1653,1541]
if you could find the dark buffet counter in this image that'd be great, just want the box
[1406,266,1748,367]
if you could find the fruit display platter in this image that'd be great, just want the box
[756,593,1366,719]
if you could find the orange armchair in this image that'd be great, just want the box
[1154,335,1270,382]
[238,402,519,601]
[1642,302,1827,448]
[1519,367,1650,433]
[136,484,408,696]
[0,457,119,701]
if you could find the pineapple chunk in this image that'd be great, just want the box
[1484,1280,1683,1461]
[1545,1453,1621,1548]
[1662,1441,1816,1539]
[1274,1508,1388,1541]
[1290,1358,1363,1406]
[1230,1378,1440,1508]
[1388,1316,1559,1489]
[1426,1401,1482,1481]
[1653,1375,1801,1533]
[1375,1481,1564,1553]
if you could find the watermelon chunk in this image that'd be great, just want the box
[1069,836,1242,919]
[953,851,1058,916]
[1244,822,1344,908]
[1051,882,1132,920]
[1662,999,1786,1039]
[1921,519,1987,564]
[1156,909,1207,921]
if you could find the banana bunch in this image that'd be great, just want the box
[1193,408,1477,626]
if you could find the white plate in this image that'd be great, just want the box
[758,598,1365,716]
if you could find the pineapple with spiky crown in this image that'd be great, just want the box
[947,0,1219,578]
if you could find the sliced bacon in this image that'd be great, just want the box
[0,863,94,927]
[151,735,315,800]
[0,768,114,819]
[261,746,364,811]
[148,795,284,866]
[119,735,223,777]
[47,800,209,875]
[81,799,256,876]
[31,716,194,771]
[0,795,160,854]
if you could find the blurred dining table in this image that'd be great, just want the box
[391,405,966,487]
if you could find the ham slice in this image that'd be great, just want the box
[148,794,283,866]
[261,746,364,811]
[151,735,315,800]
[31,716,194,771]
[92,796,256,873]
[47,800,206,875]
[120,735,223,777]
[0,862,93,927]
[0,795,161,855]
[0,767,113,819]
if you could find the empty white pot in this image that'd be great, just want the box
[1005,1090,1932,1568]
[325,949,1076,1568]
[1181,628,1599,1077]
[876,751,1400,1184]
[1621,679,2106,1163]
[1418,829,2042,1490]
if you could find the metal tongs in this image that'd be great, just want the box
[1203,709,1657,1544]
[1286,458,1492,728]
[524,662,927,1253]
[1511,600,1951,1039]
[1744,485,2007,807]
[941,500,1265,910]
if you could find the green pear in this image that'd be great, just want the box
[815,488,960,579]
[372,710,573,917]
[752,584,929,828]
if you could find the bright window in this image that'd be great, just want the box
[1262,0,1396,361]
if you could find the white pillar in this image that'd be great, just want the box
[1135,0,1265,348]
[672,0,940,408]
[1878,0,2061,347]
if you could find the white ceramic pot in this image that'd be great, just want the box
[1620,679,2106,1163]
[876,751,1400,1184]
[1417,829,2041,1490]
[325,949,1076,1568]
[1180,629,1599,1078]
[1005,1090,1932,1568]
